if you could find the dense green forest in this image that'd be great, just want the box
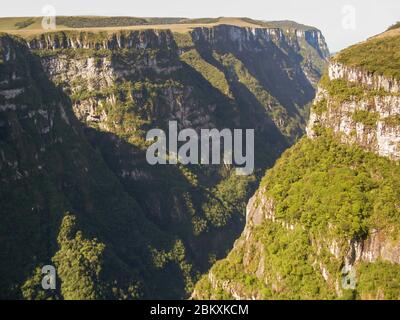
[195,130,400,299]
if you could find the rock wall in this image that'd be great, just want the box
[27,29,177,51]
[308,63,400,160]
[329,62,400,94]
[192,25,329,86]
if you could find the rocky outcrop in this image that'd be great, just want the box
[299,29,330,58]
[329,62,400,94]
[22,24,330,146]
[192,25,329,87]
[359,231,400,264]
[27,29,177,51]
[308,63,400,160]
[191,26,288,49]
[192,25,329,59]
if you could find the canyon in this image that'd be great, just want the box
[3,16,400,301]
[194,28,400,300]
[0,18,329,299]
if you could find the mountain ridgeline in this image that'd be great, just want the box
[0,19,329,299]
[194,29,400,300]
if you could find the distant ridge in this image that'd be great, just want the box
[0,16,322,36]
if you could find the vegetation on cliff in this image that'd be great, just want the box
[0,18,327,299]
[196,26,400,299]
[195,130,400,299]
[335,34,400,80]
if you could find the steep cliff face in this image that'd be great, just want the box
[194,31,400,300]
[0,21,329,300]
[31,24,329,142]
[0,34,191,300]
[307,62,400,160]
[29,25,328,266]
[29,28,282,283]
[27,29,177,51]
[189,24,328,139]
